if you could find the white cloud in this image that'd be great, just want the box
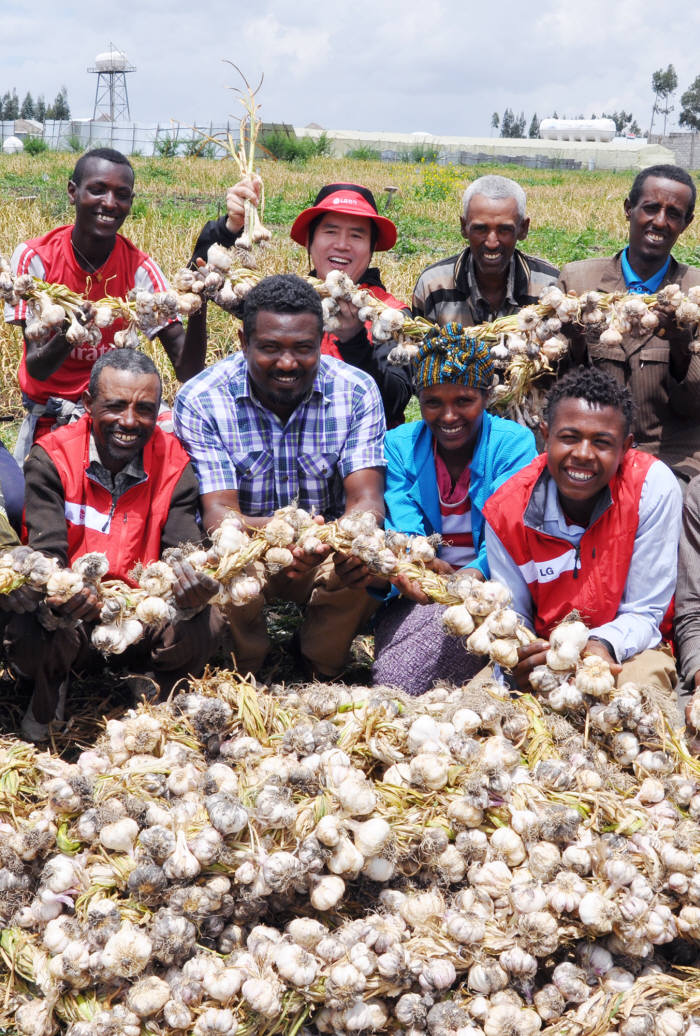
[0,0,698,135]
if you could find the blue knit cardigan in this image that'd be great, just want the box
[384,411,537,577]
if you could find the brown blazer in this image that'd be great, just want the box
[559,252,700,480]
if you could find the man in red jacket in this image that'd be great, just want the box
[5,348,220,741]
[482,367,682,695]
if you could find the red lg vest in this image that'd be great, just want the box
[482,450,655,639]
[38,415,190,585]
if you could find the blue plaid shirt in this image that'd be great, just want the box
[173,353,386,518]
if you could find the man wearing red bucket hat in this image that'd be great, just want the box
[193,179,412,427]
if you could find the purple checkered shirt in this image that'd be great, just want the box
[173,353,386,518]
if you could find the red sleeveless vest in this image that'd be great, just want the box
[38,415,190,584]
[482,450,655,639]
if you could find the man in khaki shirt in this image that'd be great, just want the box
[558,164,700,485]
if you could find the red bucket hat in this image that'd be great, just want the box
[290,183,397,252]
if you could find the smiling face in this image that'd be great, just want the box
[309,212,373,283]
[542,398,633,526]
[240,309,321,420]
[624,175,694,277]
[83,366,160,474]
[460,194,529,281]
[68,157,135,244]
[419,382,486,463]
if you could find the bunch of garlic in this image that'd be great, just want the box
[440,572,539,667]
[170,247,259,315]
[318,269,426,361]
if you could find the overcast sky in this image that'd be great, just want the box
[3,0,699,137]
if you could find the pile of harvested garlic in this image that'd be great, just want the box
[1,656,700,1036]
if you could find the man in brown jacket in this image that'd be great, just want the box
[558,164,700,485]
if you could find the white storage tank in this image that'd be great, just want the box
[95,48,129,72]
[2,136,23,154]
[539,118,616,142]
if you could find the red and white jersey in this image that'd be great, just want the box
[5,225,175,404]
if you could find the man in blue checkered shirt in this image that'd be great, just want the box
[174,274,386,678]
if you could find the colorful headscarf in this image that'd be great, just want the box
[412,323,495,391]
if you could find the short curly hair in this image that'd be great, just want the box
[71,148,134,187]
[628,164,696,222]
[544,366,635,435]
[242,274,323,339]
[88,348,160,399]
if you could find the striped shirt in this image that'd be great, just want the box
[173,353,386,519]
[434,446,475,569]
[412,247,559,327]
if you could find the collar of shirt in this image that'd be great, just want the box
[87,432,146,499]
[433,439,471,503]
[466,252,517,320]
[621,247,671,294]
[536,468,612,545]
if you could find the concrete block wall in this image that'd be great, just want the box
[649,133,700,169]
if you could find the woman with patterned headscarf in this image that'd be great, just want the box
[371,323,537,695]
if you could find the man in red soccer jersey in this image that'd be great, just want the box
[4,148,207,461]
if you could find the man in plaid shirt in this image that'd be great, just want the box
[174,274,386,678]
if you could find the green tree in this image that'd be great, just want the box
[650,64,678,135]
[490,111,500,134]
[5,89,19,119]
[47,87,70,121]
[20,92,34,119]
[35,95,46,122]
[680,76,700,131]
[528,114,539,138]
[500,108,515,137]
[514,111,526,137]
[602,110,640,135]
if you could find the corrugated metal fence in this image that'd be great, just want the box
[0,120,240,156]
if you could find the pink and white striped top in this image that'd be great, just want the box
[434,445,476,570]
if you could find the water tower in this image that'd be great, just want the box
[87,45,135,121]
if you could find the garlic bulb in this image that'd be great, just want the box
[546,621,589,670]
[127,975,171,1018]
[310,875,345,912]
[442,604,475,638]
[101,922,152,978]
[468,960,509,994]
[483,1004,542,1036]
[163,830,201,881]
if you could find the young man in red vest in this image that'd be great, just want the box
[482,367,682,695]
[6,348,221,741]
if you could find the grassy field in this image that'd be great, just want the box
[2,152,700,424]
